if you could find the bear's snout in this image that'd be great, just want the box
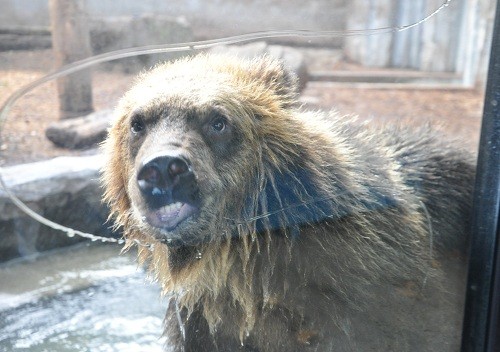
[138,155,191,195]
[137,153,198,209]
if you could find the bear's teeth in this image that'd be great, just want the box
[163,202,183,214]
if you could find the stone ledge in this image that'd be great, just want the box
[1,154,103,206]
[0,154,116,262]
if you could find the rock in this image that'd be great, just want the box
[0,155,116,262]
[90,15,194,72]
[0,33,52,51]
[267,45,309,91]
[209,42,309,91]
[0,155,102,208]
[45,109,113,149]
[209,41,268,58]
[0,27,51,51]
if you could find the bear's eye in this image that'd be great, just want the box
[203,112,233,146]
[131,117,145,134]
[211,118,226,133]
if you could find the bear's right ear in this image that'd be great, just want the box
[250,56,300,105]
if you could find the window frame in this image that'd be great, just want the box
[461,1,500,351]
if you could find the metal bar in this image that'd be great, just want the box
[461,0,500,351]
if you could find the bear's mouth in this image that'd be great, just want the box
[134,152,202,244]
[144,201,199,232]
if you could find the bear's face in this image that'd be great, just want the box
[124,98,255,247]
[104,55,298,248]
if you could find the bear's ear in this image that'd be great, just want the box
[250,56,299,104]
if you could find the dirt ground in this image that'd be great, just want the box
[0,48,485,166]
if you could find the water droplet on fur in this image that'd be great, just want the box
[141,216,147,222]
[195,251,202,260]
[174,299,186,341]
[166,238,172,244]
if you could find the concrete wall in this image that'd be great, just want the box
[0,0,494,85]
[345,0,466,72]
[0,0,347,44]
[0,0,49,27]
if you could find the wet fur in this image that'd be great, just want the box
[102,54,475,351]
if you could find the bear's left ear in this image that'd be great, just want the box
[251,56,300,105]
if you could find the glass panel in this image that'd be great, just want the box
[0,1,493,351]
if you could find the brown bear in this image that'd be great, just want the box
[101,54,475,351]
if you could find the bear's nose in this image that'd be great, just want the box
[137,155,191,194]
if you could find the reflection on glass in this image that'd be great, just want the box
[0,1,492,351]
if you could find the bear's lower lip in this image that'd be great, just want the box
[145,201,198,231]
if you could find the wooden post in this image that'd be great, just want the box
[49,0,94,119]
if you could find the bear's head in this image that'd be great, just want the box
[102,54,327,251]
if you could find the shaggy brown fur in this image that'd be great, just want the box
[102,54,475,351]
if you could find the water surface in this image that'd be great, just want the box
[0,243,167,352]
